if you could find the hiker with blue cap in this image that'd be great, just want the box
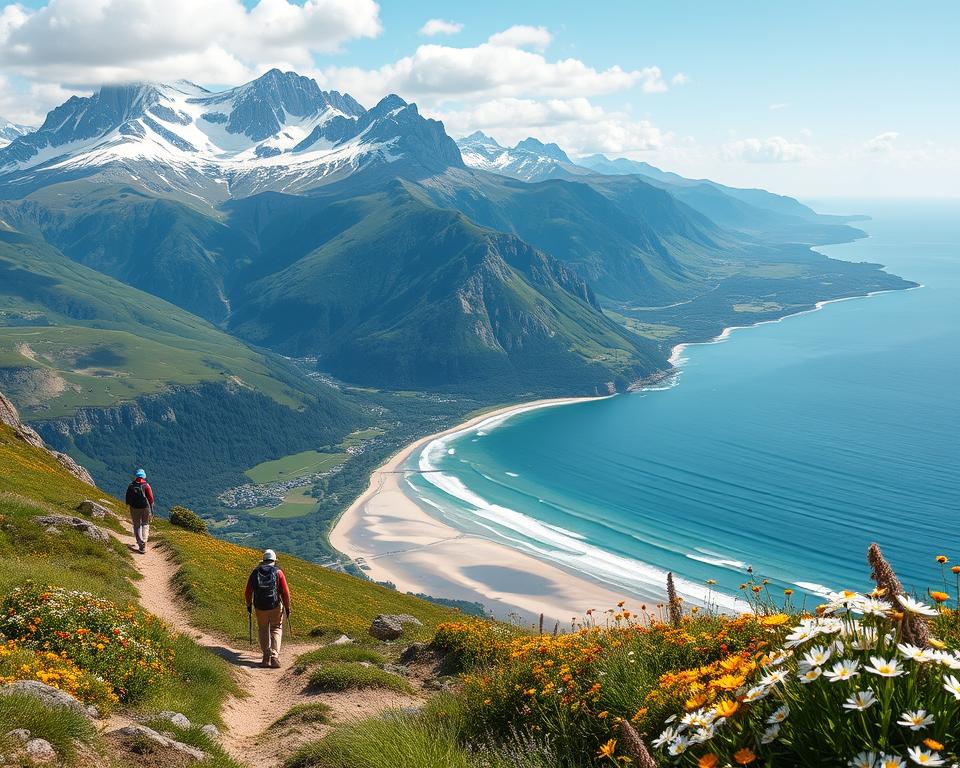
[125,468,154,554]
[244,549,292,668]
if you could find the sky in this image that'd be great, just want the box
[0,0,956,199]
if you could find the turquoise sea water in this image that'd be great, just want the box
[407,201,960,610]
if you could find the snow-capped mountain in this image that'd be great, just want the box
[456,131,593,182]
[0,118,34,149]
[0,69,462,201]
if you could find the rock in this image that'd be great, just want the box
[329,634,354,646]
[25,738,56,763]
[112,725,207,761]
[399,642,427,664]
[32,515,108,544]
[394,614,423,627]
[158,711,191,729]
[86,705,100,719]
[200,724,220,741]
[5,729,30,742]
[53,452,96,486]
[76,500,111,519]
[1,680,93,720]
[368,614,403,641]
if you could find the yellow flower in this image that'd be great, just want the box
[923,739,944,751]
[734,747,757,765]
[929,591,949,603]
[715,699,739,718]
[936,555,948,564]
[597,739,617,759]
[783,588,794,596]
[760,614,790,627]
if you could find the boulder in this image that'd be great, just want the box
[200,724,220,741]
[158,711,191,729]
[393,614,423,627]
[368,614,403,641]
[25,738,56,763]
[32,515,108,544]
[399,642,427,664]
[76,500,111,520]
[5,729,30,742]
[112,725,207,761]
[0,680,93,720]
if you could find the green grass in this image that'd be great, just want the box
[272,702,333,729]
[295,645,386,671]
[141,718,243,768]
[0,693,95,763]
[162,527,456,644]
[308,663,413,694]
[250,486,320,519]
[244,450,348,484]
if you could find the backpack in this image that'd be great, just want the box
[252,564,280,610]
[126,481,150,509]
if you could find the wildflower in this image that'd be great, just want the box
[706,579,717,585]
[952,566,960,574]
[760,668,789,686]
[733,747,757,765]
[942,674,960,700]
[935,556,948,564]
[742,685,770,703]
[878,756,906,768]
[897,644,935,663]
[843,689,878,711]
[784,588,794,596]
[864,656,905,677]
[849,752,878,768]
[699,755,719,768]
[801,645,832,668]
[905,746,944,766]
[714,699,738,718]
[858,597,893,616]
[798,666,823,683]
[767,704,789,723]
[896,710,934,731]
[597,739,617,759]
[896,596,938,617]
[760,724,780,744]
[922,740,944,752]
[928,591,949,604]
[652,726,682,749]
[825,660,860,682]
[667,736,691,756]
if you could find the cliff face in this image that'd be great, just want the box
[0,388,95,485]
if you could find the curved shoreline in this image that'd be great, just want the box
[328,396,654,623]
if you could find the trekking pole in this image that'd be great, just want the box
[248,607,253,645]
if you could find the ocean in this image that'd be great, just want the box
[405,200,960,611]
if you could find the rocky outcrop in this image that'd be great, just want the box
[0,680,98,720]
[76,500,112,519]
[33,515,109,544]
[0,389,95,485]
[110,725,207,761]
[368,613,423,641]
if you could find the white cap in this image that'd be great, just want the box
[262,549,277,562]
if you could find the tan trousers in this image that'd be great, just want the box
[129,507,151,549]
[255,606,284,660]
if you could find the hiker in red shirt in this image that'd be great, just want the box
[244,549,291,668]
[125,468,154,554]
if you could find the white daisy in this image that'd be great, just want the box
[652,725,682,748]
[896,709,934,731]
[848,752,878,768]
[767,704,789,723]
[667,736,690,756]
[858,597,893,616]
[760,723,780,744]
[825,659,861,682]
[802,645,832,668]
[897,595,938,617]
[942,673,960,700]
[742,684,771,703]
[864,656,905,677]
[798,666,823,684]
[933,651,960,670]
[898,643,935,663]
[843,689,878,711]
[906,746,944,766]
[760,668,789,686]
[878,755,906,768]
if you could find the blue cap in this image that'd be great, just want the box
[135,469,146,479]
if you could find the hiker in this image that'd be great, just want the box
[244,549,291,668]
[125,468,154,554]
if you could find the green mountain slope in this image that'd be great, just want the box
[229,185,664,394]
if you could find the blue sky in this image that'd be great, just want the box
[1,0,956,197]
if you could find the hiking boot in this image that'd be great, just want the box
[139,544,146,554]
[269,656,281,669]
[260,655,270,668]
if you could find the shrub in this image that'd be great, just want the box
[0,639,116,711]
[308,663,413,694]
[0,692,95,761]
[0,583,173,702]
[273,702,333,728]
[431,619,526,672]
[169,505,208,534]
[295,645,386,671]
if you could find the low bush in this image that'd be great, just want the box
[169,505,208,534]
[273,702,334,728]
[0,692,95,762]
[295,645,386,671]
[308,663,413,694]
[0,639,116,711]
[0,582,173,702]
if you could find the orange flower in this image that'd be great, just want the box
[929,591,950,603]
[923,738,945,751]
[734,747,757,765]
[952,566,960,574]
[685,694,708,710]
[699,755,719,768]
[597,739,617,759]
[715,699,739,718]
[783,588,794,596]
[751,586,762,594]
[760,614,790,627]
[936,555,948,564]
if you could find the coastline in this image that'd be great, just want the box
[328,396,660,624]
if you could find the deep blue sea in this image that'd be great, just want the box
[406,201,960,610]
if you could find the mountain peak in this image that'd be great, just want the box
[371,94,409,114]
[460,130,502,148]
[515,137,570,162]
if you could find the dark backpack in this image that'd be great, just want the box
[126,481,150,509]
[252,564,280,610]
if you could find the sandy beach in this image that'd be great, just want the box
[329,397,661,624]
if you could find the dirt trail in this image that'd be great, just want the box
[116,525,424,766]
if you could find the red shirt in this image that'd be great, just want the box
[244,565,291,610]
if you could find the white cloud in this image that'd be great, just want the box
[0,0,382,86]
[768,102,790,111]
[862,131,899,155]
[419,19,463,37]
[316,32,671,106]
[487,25,552,52]
[671,72,690,86]
[721,136,813,164]
[431,97,665,156]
